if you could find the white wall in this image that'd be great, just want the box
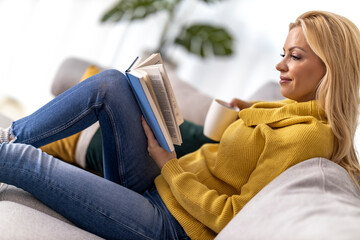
[0,0,118,116]
[1,0,360,109]
[0,0,359,154]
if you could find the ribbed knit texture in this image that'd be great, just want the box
[0,127,11,143]
[155,99,334,240]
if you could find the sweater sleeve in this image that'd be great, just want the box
[161,157,282,233]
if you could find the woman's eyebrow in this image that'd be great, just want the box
[283,46,307,53]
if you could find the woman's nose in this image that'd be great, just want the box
[276,58,288,72]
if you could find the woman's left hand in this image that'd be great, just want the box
[141,116,177,169]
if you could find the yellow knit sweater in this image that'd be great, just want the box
[155,99,334,239]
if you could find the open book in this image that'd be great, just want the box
[126,53,184,153]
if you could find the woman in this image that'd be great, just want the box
[0,11,359,240]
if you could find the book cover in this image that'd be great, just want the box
[126,71,173,153]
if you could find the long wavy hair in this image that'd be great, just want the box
[290,11,360,186]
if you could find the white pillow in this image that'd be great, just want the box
[216,157,360,240]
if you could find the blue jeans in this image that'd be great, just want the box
[0,70,189,240]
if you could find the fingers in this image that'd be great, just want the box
[229,98,241,107]
[229,98,252,109]
[141,116,176,168]
[141,116,158,145]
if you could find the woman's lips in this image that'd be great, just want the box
[280,76,292,84]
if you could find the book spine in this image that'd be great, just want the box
[126,56,139,71]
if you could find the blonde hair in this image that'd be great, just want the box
[290,11,360,185]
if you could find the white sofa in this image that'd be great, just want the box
[1,58,360,239]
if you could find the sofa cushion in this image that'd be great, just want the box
[0,184,71,223]
[0,184,103,239]
[0,201,103,240]
[215,157,360,240]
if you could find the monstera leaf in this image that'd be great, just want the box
[175,24,233,57]
[101,0,180,22]
[101,0,234,58]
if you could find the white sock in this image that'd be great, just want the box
[0,127,12,143]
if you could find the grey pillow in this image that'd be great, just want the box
[216,157,360,240]
[0,113,11,128]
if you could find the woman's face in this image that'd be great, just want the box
[276,26,326,102]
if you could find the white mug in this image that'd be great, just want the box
[203,99,240,141]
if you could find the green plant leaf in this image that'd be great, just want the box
[175,24,234,58]
[101,0,178,22]
[199,0,226,3]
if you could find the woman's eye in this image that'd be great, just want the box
[280,53,301,60]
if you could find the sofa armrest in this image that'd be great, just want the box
[215,157,360,239]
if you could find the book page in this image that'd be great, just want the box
[135,70,162,116]
[154,64,184,126]
[139,67,182,145]
[138,77,174,149]
[134,53,184,126]
[136,53,161,68]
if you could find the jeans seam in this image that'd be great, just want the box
[23,104,101,145]
[12,80,93,141]
[103,103,126,187]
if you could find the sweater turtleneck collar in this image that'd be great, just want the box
[239,99,327,127]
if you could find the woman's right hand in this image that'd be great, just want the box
[141,116,176,169]
[229,98,253,110]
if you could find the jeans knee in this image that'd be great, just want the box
[95,69,126,89]
[102,69,126,79]
[101,69,127,85]
[94,69,132,101]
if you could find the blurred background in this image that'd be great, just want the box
[0,0,359,152]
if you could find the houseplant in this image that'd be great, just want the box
[101,0,234,59]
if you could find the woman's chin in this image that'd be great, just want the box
[280,89,290,99]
